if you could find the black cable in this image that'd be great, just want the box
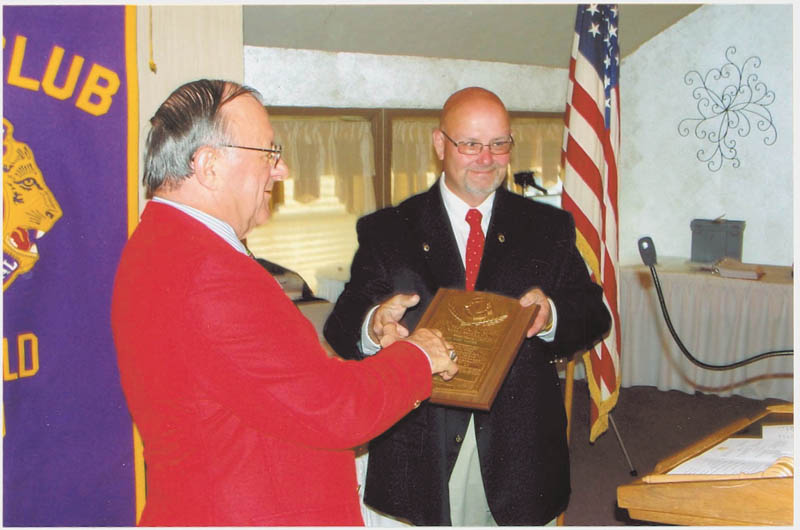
[638,236,792,370]
[647,264,792,371]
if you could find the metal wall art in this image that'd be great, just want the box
[678,46,777,171]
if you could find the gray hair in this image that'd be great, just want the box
[143,79,262,198]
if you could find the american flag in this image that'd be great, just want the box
[561,4,621,442]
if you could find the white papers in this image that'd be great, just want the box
[762,424,793,442]
[668,436,793,476]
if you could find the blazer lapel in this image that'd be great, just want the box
[399,183,464,289]
[476,187,515,291]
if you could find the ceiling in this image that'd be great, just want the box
[243,4,701,69]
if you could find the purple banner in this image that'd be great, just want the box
[3,6,136,525]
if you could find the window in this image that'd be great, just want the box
[245,108,563,298]
[388,113,564,204]
[246,112,377,295]
[390,115,440,204]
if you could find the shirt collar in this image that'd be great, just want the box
[150,196,249,255]
[438,173,495,225]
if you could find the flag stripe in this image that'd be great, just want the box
[573,62,606,117]
[562,3,620,443]
[561,191,601,266]
[564,133,603,203]
[571,82,608,150]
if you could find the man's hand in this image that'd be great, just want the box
[369,293,420,348]
[405,328,459,381]
[520,287,553,338]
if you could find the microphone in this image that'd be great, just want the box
[637,236,657,267]
[513,171,547,194]
[637,237,791,370]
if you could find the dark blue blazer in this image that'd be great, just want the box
[324,182,611,525]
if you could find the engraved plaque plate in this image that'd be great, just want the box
[416,288,539,411]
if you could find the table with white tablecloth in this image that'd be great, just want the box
[619,258,793,401]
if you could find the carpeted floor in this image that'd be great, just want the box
[561,379,788,526]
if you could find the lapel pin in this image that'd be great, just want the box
[498,234,506,243]
[422,243,430,252]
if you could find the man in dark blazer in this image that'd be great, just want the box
[323,87,611,526]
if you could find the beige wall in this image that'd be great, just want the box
[618,4,792,266]
[135,5,243,212]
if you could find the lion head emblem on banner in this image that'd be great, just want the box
[3,118,63,291]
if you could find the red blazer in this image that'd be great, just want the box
[111,202,431,526]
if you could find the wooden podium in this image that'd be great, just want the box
[617,404,793,526]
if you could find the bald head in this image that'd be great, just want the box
[433,87,512,206]
[440,87,509,131]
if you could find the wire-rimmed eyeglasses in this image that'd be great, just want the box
[439,130,514,156]
[221,143,283,167]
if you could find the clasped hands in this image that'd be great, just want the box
[369,288,553,380]
[367,293,458,381]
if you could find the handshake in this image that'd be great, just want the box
[369,293,459,381]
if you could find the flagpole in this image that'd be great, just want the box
[608,413,637,476]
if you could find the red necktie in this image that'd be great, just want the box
[465,209,485,291]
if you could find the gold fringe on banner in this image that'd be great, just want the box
[125,5,145,523]
[148,6,157,73]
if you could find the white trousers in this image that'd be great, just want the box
[358,414,558,526]
[448,414,497,526]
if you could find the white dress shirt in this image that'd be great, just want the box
[150,196,249,255]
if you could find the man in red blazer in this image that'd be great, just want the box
[110,79,458,526]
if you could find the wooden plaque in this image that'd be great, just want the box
[415,288,538,411]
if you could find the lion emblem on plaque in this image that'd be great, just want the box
[3,118,63,291]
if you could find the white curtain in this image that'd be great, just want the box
[391,118,441,204]
[509,117,564,189]
[270,116,376,214]
[389,116,566,204]
[247,116,375,293]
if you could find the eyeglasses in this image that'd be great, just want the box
[221,143,283,168]
[439,130,514,156]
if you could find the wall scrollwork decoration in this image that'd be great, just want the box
[678,46,777,171]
